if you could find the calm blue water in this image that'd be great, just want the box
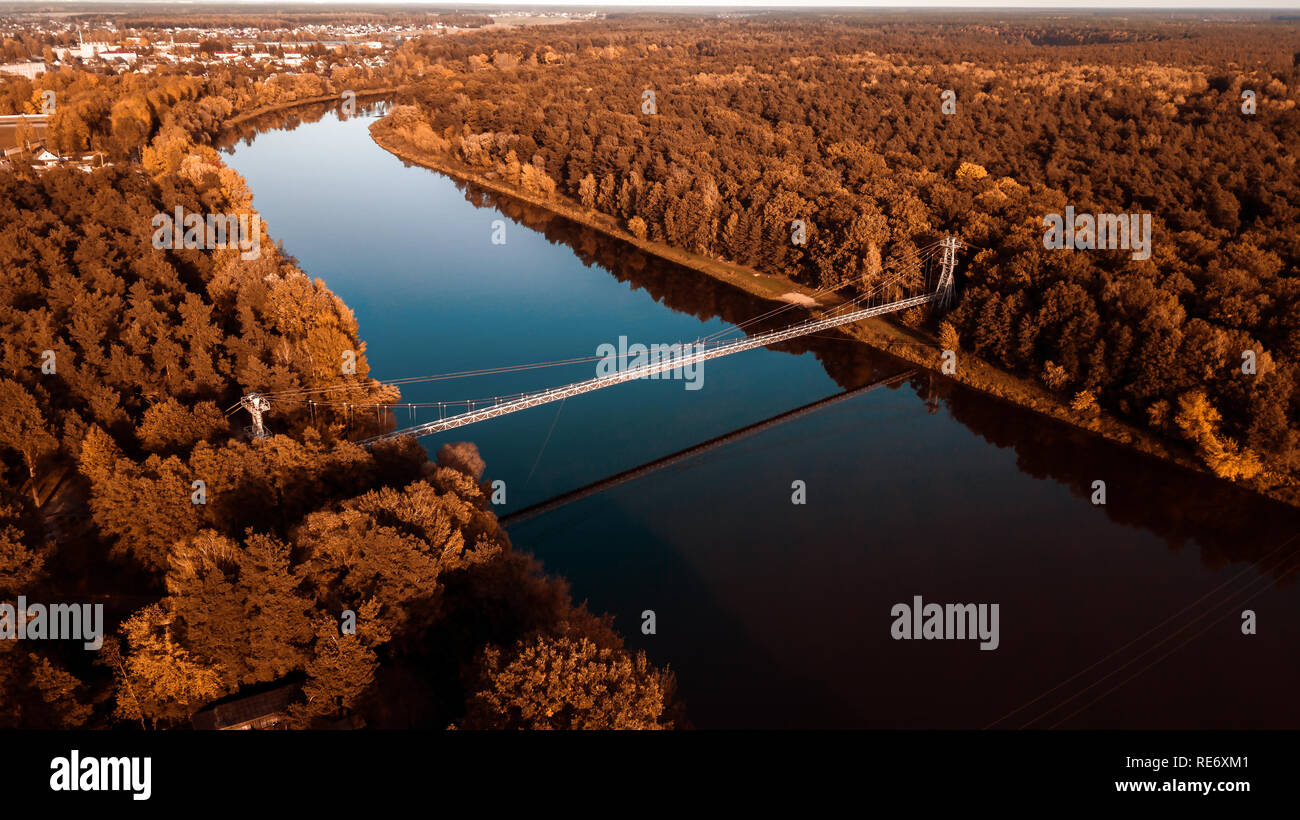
[225,107,1300,729]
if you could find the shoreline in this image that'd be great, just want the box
[367,122,1299,511]
[216,87,401,136]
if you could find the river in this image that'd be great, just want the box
[221,104,1300,729]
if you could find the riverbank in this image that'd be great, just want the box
[368,120,1300,510]
[217,87,402,135]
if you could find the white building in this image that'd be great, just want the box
[55,40,111,62]
[78,41,111,60]
[33,148,61,168]
[98,50,138,66]
[0,62,46,80]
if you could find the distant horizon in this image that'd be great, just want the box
[18,0,1300,11]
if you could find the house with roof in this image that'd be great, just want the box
[191,682,301,730]
[74,152,108,172]
[191,681,366,730]
[33,148,61,169]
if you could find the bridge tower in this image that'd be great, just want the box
[240,393,271,439]
[935,234,963,310]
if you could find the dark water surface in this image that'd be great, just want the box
[224,106,1300,729]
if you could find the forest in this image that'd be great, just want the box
[4,9,1300,730]
[0,59,397,162]
[372,15,1300,503]
[0,30,677,729]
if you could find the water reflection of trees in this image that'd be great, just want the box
[452,179,915,391]
[216,97,392,153]
[936,379,1300,582]
[224,108,1300,581]
[461,181,1300,581]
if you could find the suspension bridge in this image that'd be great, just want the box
[234,235,963,443]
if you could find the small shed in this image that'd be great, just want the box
[191,682,301,730]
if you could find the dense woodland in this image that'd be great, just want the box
[4,10,1300,729]
[0,30,677,729]
[0,60,398,162]
[374,15,1300,500]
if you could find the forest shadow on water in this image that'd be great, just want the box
[450,174,1300,585]
[215,96,393,154]
[435,175,1300,729]
[221,106,1300,729]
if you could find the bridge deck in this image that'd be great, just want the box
[360,289,942,444]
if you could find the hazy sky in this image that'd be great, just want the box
[475,1,1297,7]
[213,1,1300,7]
[56,1,1300,8]
[428,1,1300,5]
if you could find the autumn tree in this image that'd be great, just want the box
[0,379,59,503]
[111,604,226,728]
[289,599,390,726]
[463,634,675,730]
